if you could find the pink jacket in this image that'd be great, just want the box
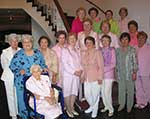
[81,49,104,82]
[71,17,83,35]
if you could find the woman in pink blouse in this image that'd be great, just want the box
[135,31,150,109]
[61,32,83,118]
[128,20,139,47]
[100,35,116,117]
[81,36,104,118]
[71,7,86,35]
[118,7,130,33]
[52,30,67,87]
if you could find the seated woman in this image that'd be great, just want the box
[26,64,62,119]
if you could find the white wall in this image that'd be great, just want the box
[60,0,150,38]
[31,19,48,48]
[59,0,105,17]
[102,0,150,36]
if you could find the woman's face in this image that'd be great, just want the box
[22,38,33,51]
[120,37,129,47]
[89,10,97,19]
[68,35,77,47]
[138,36,146,47]
[101,37,110,48]
[83,21,92,32]
[119,9,127,19]
[85,39,95,50]
[10,38,18,49]
[105,11,113,20]
[129,24,137,33]
[77,10,86,20]
[40,38,49,49]
[32,67,41,80]
[57,34,66,45]
[101,23,110,34]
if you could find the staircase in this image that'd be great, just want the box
[0,0,69,45]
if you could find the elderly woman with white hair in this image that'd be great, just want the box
[1,33,21,119]
[9,34,47,119]
[26,64,62,119]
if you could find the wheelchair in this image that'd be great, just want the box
[23,73,68,119]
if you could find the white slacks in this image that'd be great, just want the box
[84,81,101,115]
[102,79,114,113]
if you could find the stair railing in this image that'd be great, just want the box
[29,0,70,33]
[85,0,105,14]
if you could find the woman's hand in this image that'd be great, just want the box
[132,72,136,81]
[20,69,25,75]
[98,80,103,85]
[52,72,57,84]
[74,70,83,77]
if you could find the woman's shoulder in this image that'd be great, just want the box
[41,75,50,82]
[33,48,43,55]
[13,49,24,58]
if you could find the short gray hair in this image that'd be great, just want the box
[30,64,42,74]
[8,33,18,42]
[22,34,33,43]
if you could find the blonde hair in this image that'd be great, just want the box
[76,7,86,16]
[83,18,93,25]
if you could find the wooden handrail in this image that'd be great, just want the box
[85,0,105,14]
[53,0,70,32]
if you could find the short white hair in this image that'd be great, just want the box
[8,33,18,42]
[30,64,42,74]
[22,34,33,43]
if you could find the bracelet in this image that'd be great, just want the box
[39,96,44,100]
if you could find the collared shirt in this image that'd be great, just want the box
[129,32,138,47]
[77,30,99,51]
[109,19,120,36]
[99,32,120,48]
[101,47,116,79]
[81,49,104,82]
[92,17,102,33]
[118,17,130,33]
[71,17,83,35]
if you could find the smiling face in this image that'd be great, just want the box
[77,10,86,21]
[32,66,41,80]
[101,22,110,34]
[89,10,97,19]
[119,9,127,19]
[22,38,33,51]
[57,34,66,45]
[68,35,77,47]
[105,11,113,20]
[120,36,130,47]
[129,24,137,33]
[101,37,111,48]
[83,21,92,32]
[39,38,49,50]
[85,39,95,50]
[10,38,19,50]
[138,36,146,47]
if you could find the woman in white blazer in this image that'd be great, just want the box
[1,33,21,119]
[61,32,83,118]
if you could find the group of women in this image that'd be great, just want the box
[1,5,150,119]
